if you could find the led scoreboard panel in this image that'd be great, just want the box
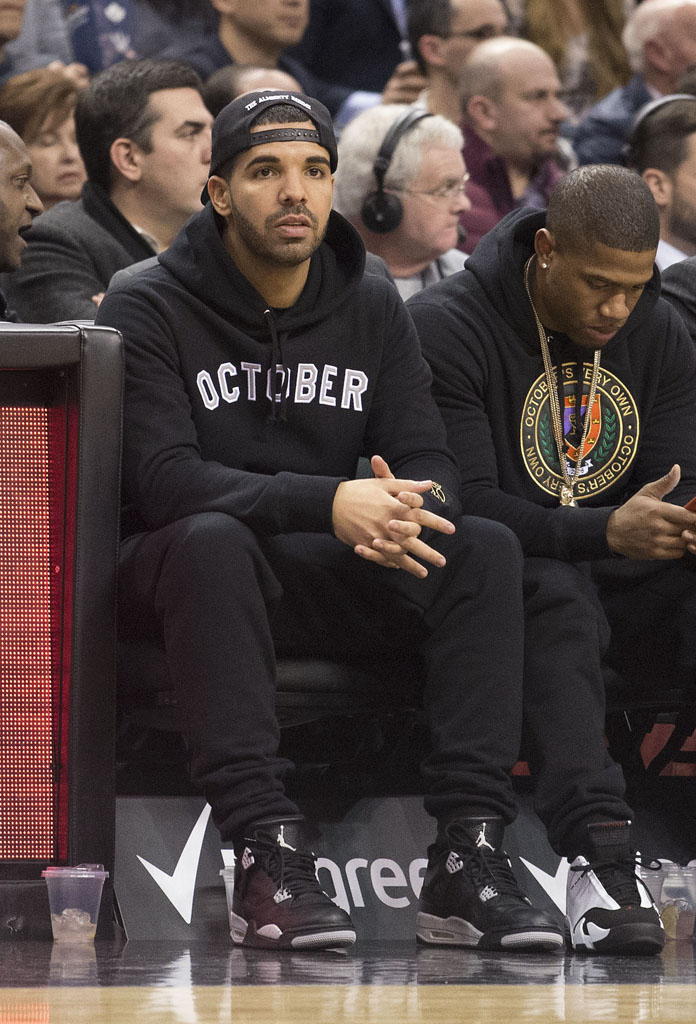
[0,326,122,938]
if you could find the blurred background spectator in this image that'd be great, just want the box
[407,0,508,122]
[518,0,632,123]
[458,36,570,251]
[625,93,696,268]
[0,66,86,208]
[201,64,302,117]
[333,104,469,297]
[573,0,696,165]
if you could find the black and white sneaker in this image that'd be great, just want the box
[231,816,356,950]
[566,821,664,956]
[416,816,564,951]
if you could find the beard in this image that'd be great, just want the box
[668,195,696,253]
[227,197,326,266]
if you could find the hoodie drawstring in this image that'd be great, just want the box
[264,308,289,423]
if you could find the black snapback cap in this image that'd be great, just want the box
[202,90,338,202]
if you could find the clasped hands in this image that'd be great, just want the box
[332,454,455,579]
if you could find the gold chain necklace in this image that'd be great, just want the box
[524,255,601,507]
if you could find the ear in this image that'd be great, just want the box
[642,168,672,210]
[417,34,446,69]
[109,137,143,183]
[643,37,672,76]
[210,0,234,14]
[465,95,498,132]
[207,174,232,216]
[535,228,556,264]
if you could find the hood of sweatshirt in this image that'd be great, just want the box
[159,202,366,338]
[463,208,662,357]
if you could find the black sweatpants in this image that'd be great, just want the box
[119,511,527,842]
[521,555,696,857]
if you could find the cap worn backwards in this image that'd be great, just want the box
[201,90,338,203]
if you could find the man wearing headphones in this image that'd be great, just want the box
[96,90,563,952]
[625,94,696,270]
[333,103,470,299]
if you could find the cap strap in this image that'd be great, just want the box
[249,127,322,148]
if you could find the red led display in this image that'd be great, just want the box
[0,406,66,861]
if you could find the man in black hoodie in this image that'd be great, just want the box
[409,165,696,956]
[96,90,564,953]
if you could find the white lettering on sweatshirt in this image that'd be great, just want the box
[196,361,368,412]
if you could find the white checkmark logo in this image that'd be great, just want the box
[519,856,569,915]
[137,803,212,924]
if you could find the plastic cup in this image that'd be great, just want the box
[42,864,109,943]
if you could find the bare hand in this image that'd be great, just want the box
[606,464,696,559]
[92,292,105,308]
[381,60,428,105]
[332,454,455,578]
[47,60,90,89]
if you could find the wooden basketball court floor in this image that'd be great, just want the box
[2,938,695,1024]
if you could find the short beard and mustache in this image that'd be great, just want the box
[227,198,326,266]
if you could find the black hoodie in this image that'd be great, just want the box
[96,205,460,538]
[408,209,696,562]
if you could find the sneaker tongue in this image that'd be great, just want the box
[587,820,632,861]
[250,817,306,852]
[449,816,505,851]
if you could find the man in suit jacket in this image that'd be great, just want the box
[661,253,696,342]
[4,58,213,322]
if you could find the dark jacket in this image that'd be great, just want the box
[660,255,696,346]
[4,183,155,323]
[96,204,460,538]
[407,208,696,561]
[163,32,350,116]
[572,74,652,167]
[287,0,403,93]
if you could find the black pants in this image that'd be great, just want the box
[521,556,696,856]
[119,512,526,843]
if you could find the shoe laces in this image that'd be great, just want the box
[572,852,652,907]
[445,826,527,900]
[252,834,321,898]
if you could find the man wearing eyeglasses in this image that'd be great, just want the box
[334,104,470,299]
[406,0,508,123]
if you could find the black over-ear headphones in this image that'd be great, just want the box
[361,108,434,233]
[623,93,696,168]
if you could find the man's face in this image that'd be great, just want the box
[0,0,26,45]
[488,49,568,166]
[135,87,213,223]
[394,145,469,263]
[652,4,696,86]
[667,132,696,251]
[218,120,334,269]
[224,0,308,48]
[437,0,507,79]
[0,127,42,272]
[534,238,656,351]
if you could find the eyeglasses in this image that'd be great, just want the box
[391,173,470,200]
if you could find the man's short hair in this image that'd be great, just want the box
[626,97,696,174]
[333,103,463,222]
[407,0,453,74]
[75,58,203,189]
[546,165,660,253]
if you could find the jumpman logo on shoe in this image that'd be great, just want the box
[277,826,297,851]
[476,824,495,852]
